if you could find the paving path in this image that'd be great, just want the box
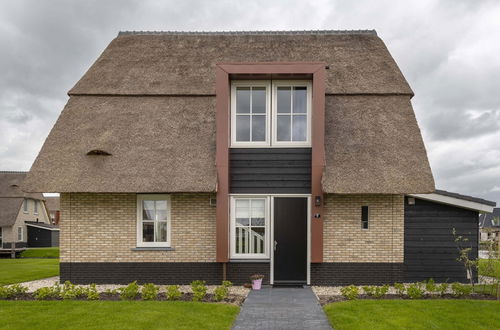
[232,286,332,330]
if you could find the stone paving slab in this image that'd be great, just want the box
[232,286,332,330]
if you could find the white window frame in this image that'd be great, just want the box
[230,196,270,259]
[136,194,171,248]
[34,201,38,215]
[231,80,272,147]
[17,227,23,241]
[23,199,28,213]
[272,80,312,147]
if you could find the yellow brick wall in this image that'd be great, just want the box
[60,193,216,262]
[323,194,404,263]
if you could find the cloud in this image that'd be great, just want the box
[0,0,499,204]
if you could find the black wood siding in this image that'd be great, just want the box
[230,148,311,193]
[404,197,479,283]
[27,226,59,247]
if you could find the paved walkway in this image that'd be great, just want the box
[232,287,332,330]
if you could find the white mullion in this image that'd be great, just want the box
[249,87,253,141]
[290,87,293,142]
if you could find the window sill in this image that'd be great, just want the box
[131,247,175,251]
[230,259,270,263]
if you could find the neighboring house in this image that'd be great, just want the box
[479,208,500,242]
[23,30,495,285]
[44,196,60,225]
[0,171,58,250]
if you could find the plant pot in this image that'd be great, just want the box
[252,279,262,290]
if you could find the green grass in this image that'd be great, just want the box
[478,259,500,278]
[324,300,500,330]
[0,300,239,330]
[0,259,59,285]
[20,247,59,258]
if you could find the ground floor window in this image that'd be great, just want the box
[230,196,269,259]
[136,195,171,247]
[17,227,23,241]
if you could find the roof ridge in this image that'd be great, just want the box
[0,171,27,173]
[118,29,377,36]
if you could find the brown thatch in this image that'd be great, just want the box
[44,196,60,211]
[322,95,435,194]
[23,96,216,193]
[69,31,412,96]
[0,198,23,227]
[0,172,44,226]
[0,172,44,199]
[23,31,434,194]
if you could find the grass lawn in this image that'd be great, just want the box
[324,300,500,330]
[0,259,59,285]
[20,247,59,258]
[478,258,500,278]
[0,300,239,330]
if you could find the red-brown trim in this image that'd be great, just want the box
[215,62,326,263]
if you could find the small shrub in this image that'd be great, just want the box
[425,278,438,293]
[119,281,140,300]
[60,281,86,300]
[86,284,100,300]
[437,283,449,296]
[406,283,424,299]
[372,285,389,298]
[166,285,182,301]
[141,283,159,301]
[250,274,264,281]
[222,280,233,288]
[214,285,229,302]
[191,280,207,302]
[34,284,61,300]
[393,283,406,296]
[362,286,375,296]
[0,284,28,299]
[340,285,359,300]
[104,288,119,295]
[451,282,473,297]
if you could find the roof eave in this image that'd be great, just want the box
[408,192,496,213]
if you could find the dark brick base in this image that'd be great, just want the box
[60,262,223,285]
[311,263,404,285]
[226,262,270,285]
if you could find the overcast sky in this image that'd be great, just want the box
[0,0,499,204]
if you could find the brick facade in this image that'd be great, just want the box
[323,194,404,263]
[60,193,216,263]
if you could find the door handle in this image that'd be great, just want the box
[274,240,278,251]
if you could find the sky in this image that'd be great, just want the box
[0,0,499,204]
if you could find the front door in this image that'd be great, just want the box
[273,197,308,285]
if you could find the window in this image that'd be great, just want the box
[17,227,23,241]
[272,81,311,146]
[361,206,369,229]
[230,197,269,258]
[231,81,271,146]
[0,227,2,245]
[136,195,171,247]
[231,80,311,147]
[23,199,28,213]
[34,201,38,214]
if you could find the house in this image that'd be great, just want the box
[44,196,60,225]
[479,208,500,243]
[23,30,495,285]
[0,171,58,250]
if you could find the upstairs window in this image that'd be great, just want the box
[231,80,311,147]
[34,201,38,215]
[23,199,28,213]
[361,206,369,229]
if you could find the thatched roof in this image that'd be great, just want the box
[24,96,216,193]
[23,30,434,194]
[322,95,434,194]
[69,31,412,96]
[0,172,44,226]
[44,196,60,212]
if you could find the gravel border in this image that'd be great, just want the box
[13,276,250,297]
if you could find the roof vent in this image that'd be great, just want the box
[86,149,112,156]
[10,184,19,188]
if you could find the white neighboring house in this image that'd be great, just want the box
[0,171,52,250]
